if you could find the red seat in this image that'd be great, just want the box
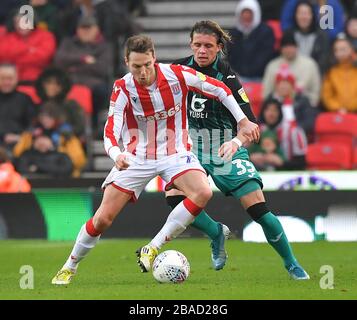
[0,25,7,37]
[353,148,357,168]
[67,84,93,114]
[17,85,41,104]
[17,84,93,115]
[315,112,357,146]
[266,19,282,50]
[306,142,352,170]
[242,81,263,117]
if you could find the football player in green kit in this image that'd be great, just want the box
[138,20,309,280]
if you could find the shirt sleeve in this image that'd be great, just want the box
[225,66,257,123]
[180,65,247,123]
[103,80,128,161]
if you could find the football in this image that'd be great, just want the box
[152,250,190,283]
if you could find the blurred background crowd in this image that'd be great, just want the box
[1,0,357,192]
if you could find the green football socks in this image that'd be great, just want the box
[191,210,220,240]
[257,212,297,267]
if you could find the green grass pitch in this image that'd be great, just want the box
[0,239,356,300]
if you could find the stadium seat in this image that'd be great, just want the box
[17,84,93,115]
[17,85,41,104]
[242,81,263,117]
[0,25,6,37]
[67,84,93,115]
[353,148,357,169]
[306,142,352,170]
[315,112,357,146]
[266,19,282,50]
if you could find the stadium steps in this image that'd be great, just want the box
[136,0,237,63]
[146,1,236,16]
[137,15,235,31]
[92,140,113,173]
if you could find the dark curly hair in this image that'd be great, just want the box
[258,97,283,129]
[35,67,72,102]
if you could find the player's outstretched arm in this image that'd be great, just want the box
[180,66,260,143]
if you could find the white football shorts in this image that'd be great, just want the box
[102,152,206,201]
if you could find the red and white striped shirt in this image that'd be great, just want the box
[104,63,246,161]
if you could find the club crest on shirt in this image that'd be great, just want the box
[238,87,249,103]
[197,72,206,81]
[170,83,181,95]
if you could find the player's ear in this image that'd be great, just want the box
[124,56,129,66]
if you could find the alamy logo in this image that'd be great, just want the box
[18,5,34,30]
[320,265,334,289]
[319,5,334,30]
[19,265,34,289]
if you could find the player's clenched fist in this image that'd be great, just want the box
[115,154,130,170]
[239,118,260,143]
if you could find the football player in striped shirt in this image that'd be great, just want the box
[51,34,259,285]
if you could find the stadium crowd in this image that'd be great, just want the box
[0,0,357,189]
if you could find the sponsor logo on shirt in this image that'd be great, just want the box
[189,94,208,118]
[136,103,181,121]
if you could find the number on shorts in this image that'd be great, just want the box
[232,159,256,177]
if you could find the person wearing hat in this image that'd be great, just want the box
[265,65,318,135]
[262,30,321,107]
[54,15,113,130]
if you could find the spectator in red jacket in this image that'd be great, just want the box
[0,146,31,193]
[0,12,56,84]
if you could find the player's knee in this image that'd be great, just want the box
[195,187,212,206]
[95,215,114,231]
